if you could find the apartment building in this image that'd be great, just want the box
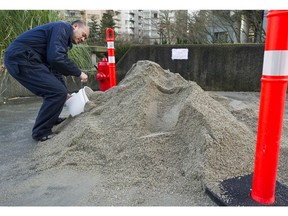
[64,9,162,45]
[113,10,161,44]
[63,10,266,45]
[113,10,144,43]
[142,10,160,44]
[62,10,106,24]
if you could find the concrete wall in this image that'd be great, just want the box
[0,44,265,102]
[0,72,99,102]
[116,44,265,91]
[0,45,106,101]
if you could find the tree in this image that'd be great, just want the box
[174,10,189,44]
[243,10,265,43]
[187,10,266,44]
[158,10,176,44]
[186,10,211,44]
[99,10,116,46]
[87,15,100,45]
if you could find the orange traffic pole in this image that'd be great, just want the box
[251,10,288,205]
[106,28,116,87]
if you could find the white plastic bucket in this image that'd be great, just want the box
[65,86,94,117]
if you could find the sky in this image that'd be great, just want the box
[1,0,288,10]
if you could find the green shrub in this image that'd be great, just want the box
[0,10,93,72]
[115,41,131,63]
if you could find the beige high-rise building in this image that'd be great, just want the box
[63,10,163,44]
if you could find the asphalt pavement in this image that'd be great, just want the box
[1,92,288,207]
[0,97,40,167]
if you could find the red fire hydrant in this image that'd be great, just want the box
[95,58,110,91]
[95,28,116,92]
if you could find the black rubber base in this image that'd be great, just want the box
[205,173,288,206]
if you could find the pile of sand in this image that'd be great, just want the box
[28,60,262,205]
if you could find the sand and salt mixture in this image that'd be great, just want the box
[5,60,288,206]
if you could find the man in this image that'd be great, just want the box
[4,20,90,142]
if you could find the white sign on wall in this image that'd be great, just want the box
[171,48,189,60]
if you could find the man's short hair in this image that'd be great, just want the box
[71,20,86,26]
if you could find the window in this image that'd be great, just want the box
[214,31,228,43]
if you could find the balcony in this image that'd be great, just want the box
[113,15,121,20]
[129,24,135,29]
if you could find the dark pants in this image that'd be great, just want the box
[4,62,68,140]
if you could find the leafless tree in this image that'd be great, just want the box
[158,10,177,44]
[174,10,189,44]
[186,10,266,44]
[187,10,212,44]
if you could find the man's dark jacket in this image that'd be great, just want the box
[4,21,81,77]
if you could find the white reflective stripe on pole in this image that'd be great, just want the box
[108,56,115,63]
[262,50,288,76]
[107,42,114,48]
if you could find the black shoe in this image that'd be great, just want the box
[54,117,66,125]
[39,134,55,142]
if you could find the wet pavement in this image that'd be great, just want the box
[0,97,69,168]
[0,97,40,168]
[1,92,288,207]
[0,96,75,206]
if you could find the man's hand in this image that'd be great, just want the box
[67,93,72,100]
[80,72,88,83]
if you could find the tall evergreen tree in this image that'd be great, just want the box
[99,10,116,45]
[87,15,100,45]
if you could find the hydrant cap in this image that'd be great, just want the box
[102,58,108,62]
